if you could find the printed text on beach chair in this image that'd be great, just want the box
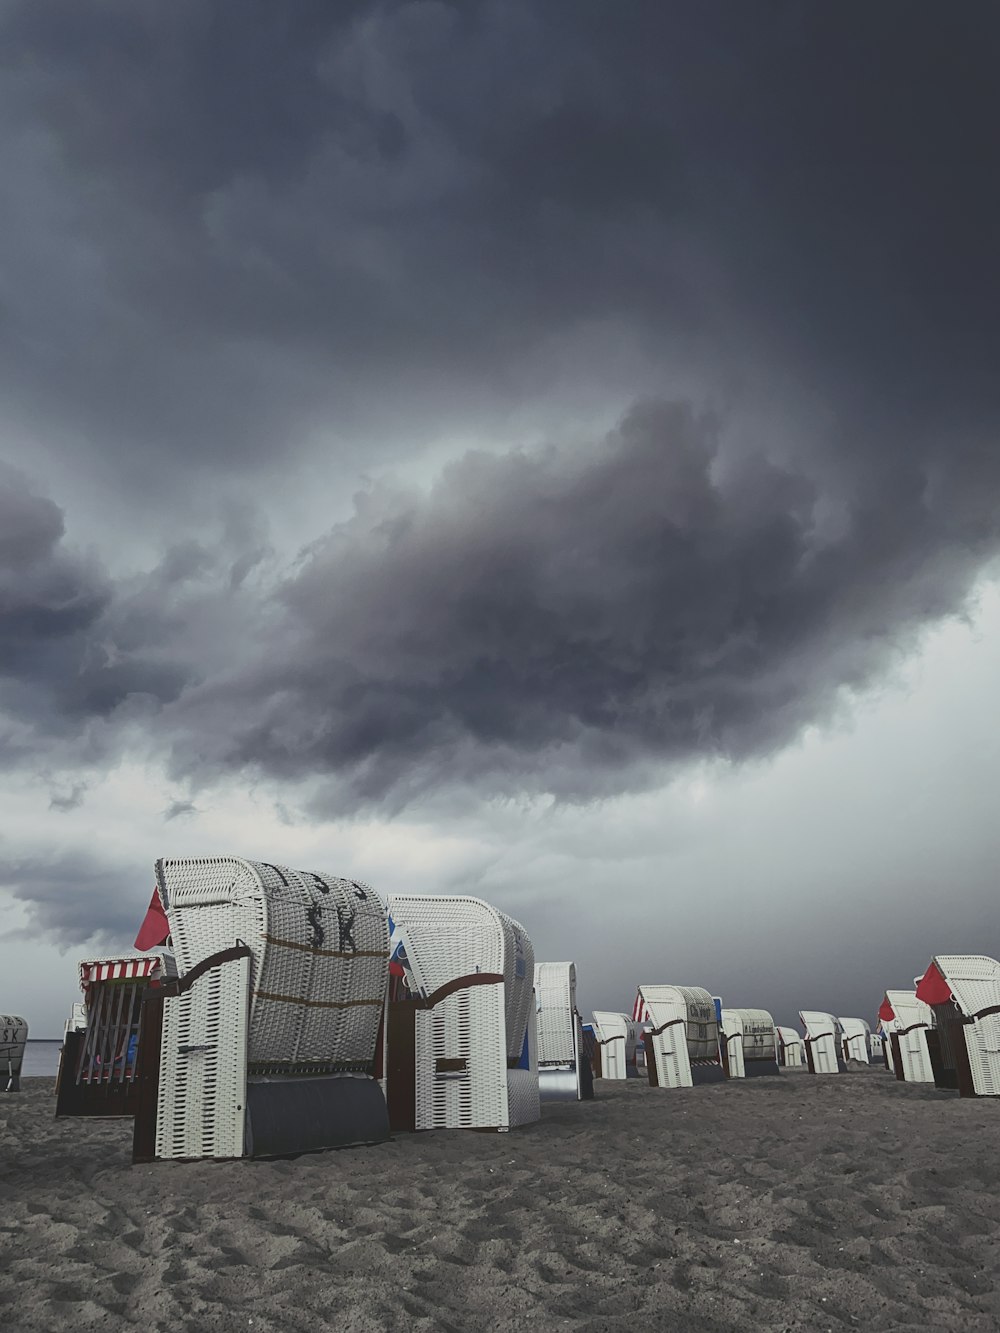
[838,1017,871,1063]
[722,1008,780,1078]
[535,962,593,1102]
[776,1026,804,1068]
[799,1011,844,1074]
[1,1016,28,1092]
[916,955,1000,1098]
[106,857,391,1162]
[55,953,177,1118]
[878,990,934,1084]
[637,985,724,1088]
[384,895,539,1132]
[590,1011,640,1079]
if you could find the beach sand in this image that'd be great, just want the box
[1,1065,998,1332]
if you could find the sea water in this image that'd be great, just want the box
[21,1040,62,1078]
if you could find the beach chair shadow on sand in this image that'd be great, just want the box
[916,955,1000,1098]
[635,985,726,1088]
[383,894,540,1132]
[58,856,391,1162]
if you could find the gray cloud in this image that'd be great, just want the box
[1,0,998,519]
[48,783,88,813]
[163,799,197,822]
[0,851,144,951]
[149,397,997,806]
[1,1,1000,995]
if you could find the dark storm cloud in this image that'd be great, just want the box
[2,1,998,494]
[1,2,1000,807]
[158,398,999,805]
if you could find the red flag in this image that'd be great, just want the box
[134,888,170,951]
[915,961,952,1007]
[877,996,895,1023]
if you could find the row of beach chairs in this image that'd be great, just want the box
[5,858,998,1164]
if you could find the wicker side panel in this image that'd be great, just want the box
[591,1011,633,1080]
[498,911,535,1063]
[507,999,540,1127]
[898,1027,935,1083]
[777,1026,804,1068]
[536,963,577,1066]
[839,1018,871,1062]
[390,896,507,1130]
[720,1011,745,1078]
[414,982,507,1129]
[155,954,249,1160]
[638,991,693,1090]
[965,1015,1000,1097]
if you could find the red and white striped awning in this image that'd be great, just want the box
[79,956,163,988]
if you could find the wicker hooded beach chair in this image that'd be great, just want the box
[60,857,391,1161]
[799,1011,844,1074]
[916,955,1000,1097]
[383,894,540,1131]
[877,990,934,1083]
[838,1017,871,1063]
[590,1011,640,1080]
[535,962,593,1102]
[776,1025,804,1068]
[721,1007,780,1078]
[1,1015,28,1092]
[636,985,725,1088]
[147,857,391,1160]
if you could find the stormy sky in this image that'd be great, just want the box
[2,1,999,1034]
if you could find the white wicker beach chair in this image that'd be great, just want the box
[133,857,391,1161]
[799,1011,843,1074]
[724,1008,780,1077]
[535,962,592,1101]
[590,1011,640,1080]
[0,1015,28,1092]
[878,990,934,1083]
[384,894,539,1131]
[916,955,1000,1098]
[776,1025,804,1068]
[637,985,724,1088]
[838,1017,871,1063]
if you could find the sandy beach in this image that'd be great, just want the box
[1,1065,997,1333]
